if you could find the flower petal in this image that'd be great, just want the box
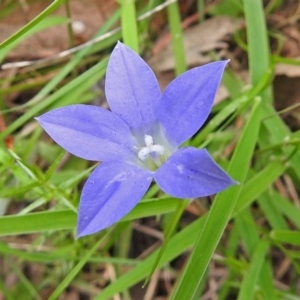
[158,61,228,147]
[77,161,153,237]
[36,104,135,162]
[154,147,236,198]
[105,42,161,133]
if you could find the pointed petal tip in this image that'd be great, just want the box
[76,161,153,239]
[232,179,240,186]
[155,148,238,198]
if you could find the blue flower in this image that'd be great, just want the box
[36,42,236,237]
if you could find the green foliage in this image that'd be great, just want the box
[1,0,300,299]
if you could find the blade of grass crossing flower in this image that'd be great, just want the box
[0,0,65,50]
[95,156,287,299]
[48,230,112,300]
[119,0,139,52]
[143,199,188,287]
[0,198,180,236]
[169,97,262,300]
[237,240,269,300]
[167,1,187,75]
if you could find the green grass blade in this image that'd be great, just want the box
[0,16,67,63]
[243,0,270,88]
[119,0,139,52]
[236,209,259,254]
[143,200,188,286]
[271,192,300,230]
[48,231,112,299]
[94,155,286,299]
[166,1,186,75]
[0,57,108,139]
[258,192,288,230]
[169,98,262,300]
[0,198,180,236]
[0,0,65,50]
[270,230,300,246]
[235,159,286,214]
[237,240,269,300]
[259,261,277,300]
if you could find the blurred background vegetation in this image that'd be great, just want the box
[1,0,300,299]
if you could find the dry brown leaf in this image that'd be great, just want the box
[275,60,300,77]
[0,0,118,61]
[148,17,243,72]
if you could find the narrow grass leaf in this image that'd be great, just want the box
[0,58,108,139]
[120,0,139,52]
[0,0,65,49]
[169,98,261,300]
[166,1,186,75]
[237,240,269,300]
[143,200,188,286]
[235,209,259,255]
[48,231,111,299]
[258,192,288,230]
[271,192,300,230]
[95,153,286,299]
[0,198,180,236]
[0,16,67,63]
[243,0,270,88]
[270,230,300,246]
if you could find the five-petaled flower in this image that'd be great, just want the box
[36,42,236,237]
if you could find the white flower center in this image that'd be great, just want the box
[138,134,165,160]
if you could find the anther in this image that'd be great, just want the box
[138,134,165,161]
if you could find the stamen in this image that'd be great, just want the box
[144,134,153,146]
[151,144,164,155]
[137,134,165,161]
[138,147,151,160]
